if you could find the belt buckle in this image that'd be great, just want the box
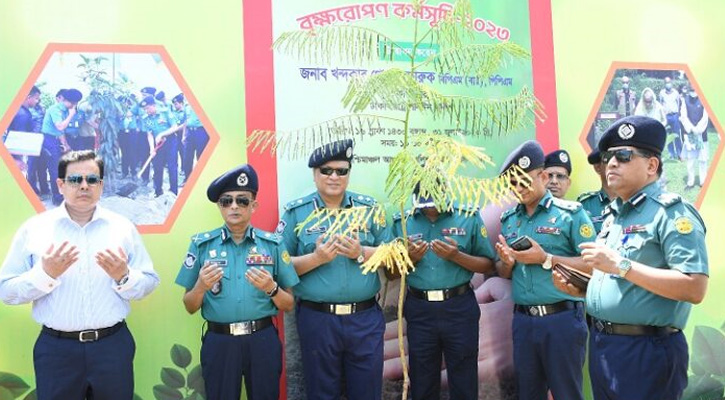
[529,305,545,316]
[334,304,352,315]
[426,290,445,302]
[594,319,606,332]
[229,322,251,336]
[79,330,99,342]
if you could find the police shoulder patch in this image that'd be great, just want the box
[350,192,377,207]
[576,191,597,203]
[579,224,594,238]
[654,192,682,208]
[283,196,314,212]
[480,226,488,238]
[453,203,480,214]
[281,250,291,264]
[274,220,287,235]
[674,216,694,234]
[183,252,197,269]
[552,198,582,212]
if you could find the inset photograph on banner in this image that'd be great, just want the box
[1,50,212,226]
[583,67,722,205]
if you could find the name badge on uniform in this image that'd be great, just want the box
[535,226,561,235]
[408,233,424,241]
[208,259,228,267]
[622,225,647,234]
[503,232,518,240]
[246,254,274,265]
[441,227,466,236]
[305,225,327,234]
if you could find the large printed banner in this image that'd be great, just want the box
[0,1,723,400]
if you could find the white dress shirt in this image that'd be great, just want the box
[0,204,160,331]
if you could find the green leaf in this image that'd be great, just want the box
[184,393,204,400]
[170,344,192,369]
[691,325,725,376]
[0,372,31,398]
[0,387,15,400]
[22,389,36,400]
[160,368,185,389]
[682,375,724,400]
[152,385,183,400]
[187,365,204,393]
[132,393,143,400]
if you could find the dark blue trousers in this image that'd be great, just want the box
[152,135,178,196]
[33,323,135,400]
[296,302,385,400]
[589,328,688,400]
[512,304,587,400]
[200,325,282,400]
[39,134,63,205]
[404,289,479,400]
[118,130,135,176]
[182,127,209,181]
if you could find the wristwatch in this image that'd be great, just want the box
[115,272,130,286]
[266,282,280,297]
[542,253,553,270]
[356,249,365,263]
[617,258,633,278]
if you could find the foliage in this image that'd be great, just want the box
[0,372,30,400]
[250,0,540,396]
[153,344,206,400]
[683,323,725,400]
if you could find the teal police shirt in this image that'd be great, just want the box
[141,109,176,139]
[585,182,708,330]
[185,105,202,128]
[175,225,299,323]
[500,191,596,305]
[41,102,70,137]
[577,189,612,234]
[278,191,385,303]
[390,205,496,290]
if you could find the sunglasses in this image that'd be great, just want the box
[547,172,570,181]
[601,149,648,164]
[64,174,102,187]
[218,195,252,208]
[319,167,350,176]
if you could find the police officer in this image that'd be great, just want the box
[176,164,298,400]
[40,88,83,205]
[177,94,209,185]
[494,140,595,400]
[390,186,496,400]
[544,149,572,199]
[554,116,709,400]
[278,139,386,400]
[577,150,614,234]
[140,96,179,197]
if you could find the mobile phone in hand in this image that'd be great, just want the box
[510,236,533,251]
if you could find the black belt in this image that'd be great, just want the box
[207,317,273,336]
[408,283,471,302]
[515,301,580,317]
[300,298,376,315]
[591,317,680,336]
[42,321,125,342]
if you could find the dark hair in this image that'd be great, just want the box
[29,86,40,96]
[58,150,105,179]
[638,148,663,176]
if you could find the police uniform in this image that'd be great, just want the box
[391,201,496,400]
[544,149,571,175]
[175,164,299,400]
[179,95,209,183]
[499,140,595,400]
[586,116,709,400]
[40,88,83,205]
[278,140,386,400]
[27,104,50,196]
[65,109,93,151]
[118,96,140,178]
[140,96,178,196]
[576,150,612,234]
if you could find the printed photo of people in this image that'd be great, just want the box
[585,68,721,204]
[1,52,210,225]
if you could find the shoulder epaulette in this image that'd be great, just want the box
[500,207,516,222]
[350,193,377,207]
[452,203,480,214]
[653,192,682,208]
[393,209,413,221]
[576,191,598,203]
[255,229,282,244]
[283,196,314,211]
[552,197,582,212]
[190,228,222,244]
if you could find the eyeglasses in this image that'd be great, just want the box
[601,149,648,164]
[218,195,252,208]
[547,172,570,181]
[319,167,350,177]
[64,174,102,187]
